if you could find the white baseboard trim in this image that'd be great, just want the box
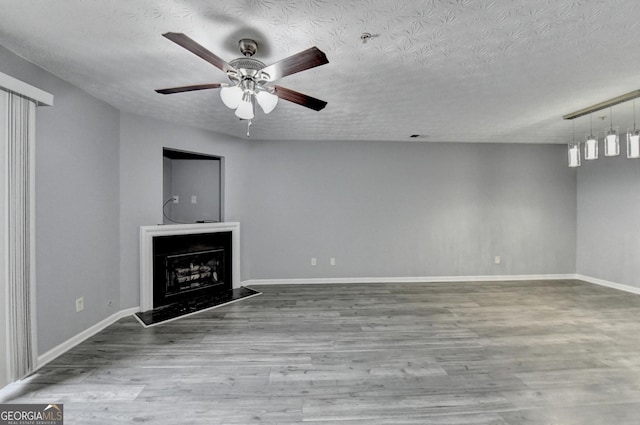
[575,274,640,295]
[243,274,576,286]
[36,307,140,369]
[243,274,640,297]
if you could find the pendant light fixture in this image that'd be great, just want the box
[563,89,640,166]
[568,120,581,167]
[627,99,640,159]
[603,107,620,156]
[584,114,598,160]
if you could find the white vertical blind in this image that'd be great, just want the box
[0,72,50,385]
[0,90,7,387]
[5,92,38,381]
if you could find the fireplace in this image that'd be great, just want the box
[153,231,231,308]
[140,223,241,312]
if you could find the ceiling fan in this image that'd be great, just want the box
[156,32,329,122]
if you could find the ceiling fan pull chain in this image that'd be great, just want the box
[247,120,252,138]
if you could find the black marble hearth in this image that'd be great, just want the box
[135,286,261,327]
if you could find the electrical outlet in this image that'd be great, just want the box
[494,256,501,265]
[76,297,84,312]
[311,257,317,266]
[191,195,197,204]
[330,257,336,266]
[172,195,179,204]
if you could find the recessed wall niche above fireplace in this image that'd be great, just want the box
[163,148,223,225]
[139,222,240,312]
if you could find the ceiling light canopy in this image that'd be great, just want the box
[563,90,640,120]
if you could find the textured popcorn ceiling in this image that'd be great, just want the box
[1,0,639,143]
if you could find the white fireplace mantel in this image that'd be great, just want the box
[139,222,240,312]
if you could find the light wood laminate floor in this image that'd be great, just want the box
[3,280,640,424]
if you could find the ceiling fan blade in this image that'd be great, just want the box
[163,32,235,73]
[273,85,327,111]
[156,83,222,94]
[261,47,329,81]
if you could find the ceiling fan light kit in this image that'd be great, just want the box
[156,32,328,136]
[235,90,256,120]
[256,90,278,114]
[564,90,640,167]
[220,85,242,109]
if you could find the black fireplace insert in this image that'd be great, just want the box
[152,231,232,307]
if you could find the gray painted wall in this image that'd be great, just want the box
[576,157,640,287]
[0,45,121,354]
[245,140,577,279]
[166,159,221,223]
[0,41,585,365]
[119,112,249,309]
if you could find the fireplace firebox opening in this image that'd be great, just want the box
[152,231,232,308]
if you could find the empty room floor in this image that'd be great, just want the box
[2,280,640,424]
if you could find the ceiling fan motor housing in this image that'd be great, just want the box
[229,57,265,72]
[229,57,268,84]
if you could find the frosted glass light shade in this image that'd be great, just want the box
[604,128,620,156]
[584,134,598,160]
[220,86,243,109]
[235,97,255,120]
[568,143,581,167]
[256,91,278,114]
[627,129,640,159]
